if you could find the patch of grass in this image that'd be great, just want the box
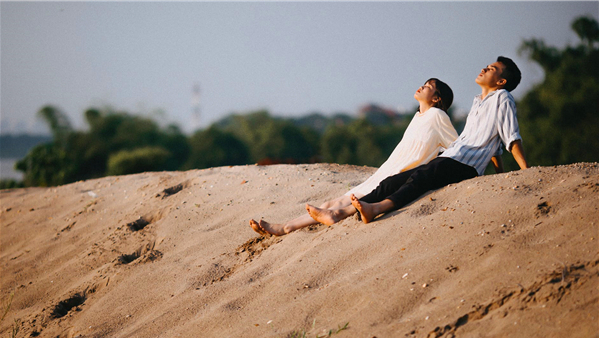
[1,291,21,338]
[1,292,14,322]
[10,319,21,338]
[285,320,349,338]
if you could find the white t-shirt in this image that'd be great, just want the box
[346,107,458,197]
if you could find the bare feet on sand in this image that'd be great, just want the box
[305,204,341,225]
[350,194,376,223]
[249,219,286,236]
[249,219,267,235]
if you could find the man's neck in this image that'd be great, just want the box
[480,86,502,100]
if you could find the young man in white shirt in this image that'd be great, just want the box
[307,56,529,225]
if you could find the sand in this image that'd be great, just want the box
[1,163,598,338]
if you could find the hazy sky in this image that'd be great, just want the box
[1,1,597,134]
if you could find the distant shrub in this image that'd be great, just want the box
[106,147,171,176]
[184,127,250,170]
[0,179,24,190]
[16,143,73,187]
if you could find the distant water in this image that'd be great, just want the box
[0,158,23,181]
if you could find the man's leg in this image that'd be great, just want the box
[358,166,419,204]
[384,158,478,211]
[351,194,394,223]
[352,158,477,223]
[306,167,419,225]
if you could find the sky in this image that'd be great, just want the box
[1,1,598,135]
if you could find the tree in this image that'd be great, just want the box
[219,110,318,164]
[159,124,190,171]
[37,106,72,145]
[15,143,73,187]
[321,118,408,167]
[512,16,599,169]
[15,106,75,186]
[184,126,249,169]
[106,146,172,176]
[16,107,192,186]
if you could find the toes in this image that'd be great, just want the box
[250,219,267,235]
[257,220,267,231]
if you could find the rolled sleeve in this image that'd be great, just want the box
[497,97,522,152]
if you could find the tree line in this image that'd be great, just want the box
[7,106,416,187]
[3,16,597,188]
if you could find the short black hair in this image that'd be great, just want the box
[426,78,454,112]
[497,56,521,92]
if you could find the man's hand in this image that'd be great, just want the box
[491,155,504,173]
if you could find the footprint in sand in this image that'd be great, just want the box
[156,181,190,199]
[117,241,162,265]
[51,292,87,319]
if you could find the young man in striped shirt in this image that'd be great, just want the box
[307,56,529,225]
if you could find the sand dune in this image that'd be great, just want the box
[1,163,598,338]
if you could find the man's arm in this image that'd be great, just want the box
[510,140,529,170]
[491,155,504,173]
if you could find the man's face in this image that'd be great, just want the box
[475,61,506,88]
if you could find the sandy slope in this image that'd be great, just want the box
[1,163,598,338]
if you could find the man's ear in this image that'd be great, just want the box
[497,78,507,88]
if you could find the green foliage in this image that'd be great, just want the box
[185,126,249,169]
[156,124,190,171]
[572,16,599,46]
[321,118,408,167]
[37,106,72,144]
[292,113,352,134]
[77,111,170,178]
[107,146,172,176]
[219,110,319,164]
[16,107,191,186]
[0,179,25,190]
[512,15,599,169]
[16,143,74,187]
[11,106,437,186]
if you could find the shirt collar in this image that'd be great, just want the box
[475,89,501,102]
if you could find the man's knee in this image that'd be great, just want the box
[407,168,437,190]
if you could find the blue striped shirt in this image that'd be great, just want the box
[440,89,522,175]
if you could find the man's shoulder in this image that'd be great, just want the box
[495,89,515,103]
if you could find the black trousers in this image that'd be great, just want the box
[360,157,478,211]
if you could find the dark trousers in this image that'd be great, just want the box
[360,157,478,211]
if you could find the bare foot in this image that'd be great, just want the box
[249,219,267,236]
[350,194,376,224]
[306,204,341,225]
[257,220,287,236]
[250,219,288,236]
